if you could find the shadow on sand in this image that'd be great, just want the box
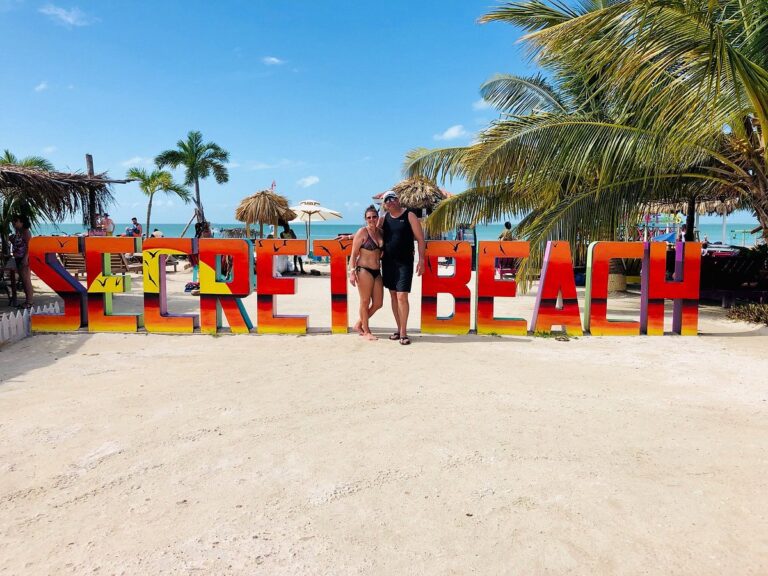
[0,332,93,385]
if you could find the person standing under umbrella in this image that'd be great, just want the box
[279,221,305,274]
[379,190,425,345]
[10,214,33,309]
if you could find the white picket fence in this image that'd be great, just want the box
[0,302,60,346]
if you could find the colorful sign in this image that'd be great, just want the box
[29,237,702,336]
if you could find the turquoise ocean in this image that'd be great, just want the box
[33,221,761,246]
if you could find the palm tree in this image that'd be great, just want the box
[155,131,229,223]
[404,0,768,283]
[0,149,54,171]
[487,0,768,235]
[126,167,191,237]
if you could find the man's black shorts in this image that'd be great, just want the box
[382,258,414,292]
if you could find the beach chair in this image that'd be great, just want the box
[60,253,87,280]
[60,253,142,279]
[165,256,179,273]
[110,253,143,275]
[496,258,518,279]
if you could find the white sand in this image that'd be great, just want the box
[1,266,767,574]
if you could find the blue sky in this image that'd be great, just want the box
[0,0,537,224]
[0,1,756,225]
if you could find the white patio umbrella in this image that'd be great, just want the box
[289,199,342,255]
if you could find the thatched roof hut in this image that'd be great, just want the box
[0,164,126,225]
[373,177,452,215]
[641,196,741,216]
[389,176,444,211]
[235,190,297,237]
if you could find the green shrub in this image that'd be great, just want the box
[727,303,768,325]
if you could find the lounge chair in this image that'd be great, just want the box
[60,253,142,279]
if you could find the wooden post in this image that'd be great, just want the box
[86,154,97,231]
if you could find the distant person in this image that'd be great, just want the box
[189,222,212,282]
[379,190,425,345]
[348,205,384,340]
[279,221,305,274]
[128,217,143,237]
[498,221,515,241]
[151,228,164,238]
[10,214,33,309]
[497,221,517,273]
[101,213,115,236]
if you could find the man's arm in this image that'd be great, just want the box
[408,212,426,276]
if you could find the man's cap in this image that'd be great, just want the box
[382,190,398,201]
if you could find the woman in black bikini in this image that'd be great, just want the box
[349,205,384,340]
[10,214,33,309]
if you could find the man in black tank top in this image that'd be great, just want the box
[378,190,425,345]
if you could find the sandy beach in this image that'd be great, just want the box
[1,266,767,575]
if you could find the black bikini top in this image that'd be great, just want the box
[361,230,383,252]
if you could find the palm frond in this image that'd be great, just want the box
[403,146,472,182]
[480,73,568,114]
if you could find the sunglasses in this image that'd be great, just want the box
[383,197,398,204]
[365,215,378,220]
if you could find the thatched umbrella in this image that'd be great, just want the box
[640,196,741,216]
[235,190,296,238]
[1,165,126,255]
[388,176,445,212]
[640,194,742,243]
[0,164,122,223]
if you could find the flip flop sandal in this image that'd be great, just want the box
[399,336,411,345]
[388,332,400,341]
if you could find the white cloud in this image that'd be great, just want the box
[473,98,491,110]
[434,124,467,141]
[261,56,285,66]
[226,161,241,169]
[121,156,154,168]
[39,4,97,26]
[42,146,57,154]
[34,81,48,92]
[297,176,319,188]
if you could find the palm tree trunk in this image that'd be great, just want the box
[750,171,768,240]
[194,178,205,223]
[685,196,696,241]
[146,193,154,241]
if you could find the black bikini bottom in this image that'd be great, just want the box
[356,265,381,279]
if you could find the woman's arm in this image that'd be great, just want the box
[348,228,365,286]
